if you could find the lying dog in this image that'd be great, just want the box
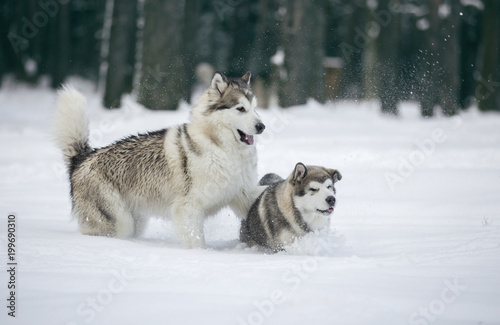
[240,162,342,251]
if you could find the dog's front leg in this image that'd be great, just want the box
[172,204,205,249]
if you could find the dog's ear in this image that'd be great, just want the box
[327,169,342,183]
[211,72,229,95]
[292,162,307,184]
[241,71,251,86]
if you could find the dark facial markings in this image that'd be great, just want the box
[208,75,256,113]
[208,88,254,113]
[292,167,336,197]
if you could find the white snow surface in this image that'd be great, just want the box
[1,78,500,325]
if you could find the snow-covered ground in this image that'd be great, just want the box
[1,79,499,325]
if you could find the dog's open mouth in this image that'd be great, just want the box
[237,129,254,145]
[317,207,334,215]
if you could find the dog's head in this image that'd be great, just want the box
[193,71,265,146]
[288,162,342,230]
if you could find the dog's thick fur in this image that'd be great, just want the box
[53,72,265,248]
[240,163,342,251]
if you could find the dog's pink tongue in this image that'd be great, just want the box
[328,207,334,213]
[247,135,254,145]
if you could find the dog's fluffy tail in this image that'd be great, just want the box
[52,85,91,168]
[259,173,284,186]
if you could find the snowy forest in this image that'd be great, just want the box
[1,0,499,115]
[2,1,500,325]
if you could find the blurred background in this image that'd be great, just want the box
[0,0,499,116]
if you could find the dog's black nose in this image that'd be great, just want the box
[326,196,336,206]
[255,123,265,134]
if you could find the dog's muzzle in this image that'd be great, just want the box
[255,122,265,134]
[318,196,336,215]
[237,123,265,146]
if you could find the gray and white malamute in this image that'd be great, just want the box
[240,163,342,251]
[53,72,265,248]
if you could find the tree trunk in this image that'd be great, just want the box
[459,5,482,109]
[46,0,70,88]
[103,0,138,108]
[307,0,326,103]
[278,0,325,107]
[7,0,39,83]
[138,0,185,110]
[418,0,441,117]
[376,0,400,115]
[182,0,203,102]
[337,3,366,100]
[478,0,500,111]
[248,0,280,108]
[248,0,280,79]
[71,0,106,82]
[417,0,460,117]
[227,0,257,76]
[439,0,460,116]
[0,0,15,79]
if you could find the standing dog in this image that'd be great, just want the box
[53,72,265,248]
[240,163,342,251]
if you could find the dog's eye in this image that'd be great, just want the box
[327,185,333,190]
[309,188,319,193]
[236,106,245,112]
